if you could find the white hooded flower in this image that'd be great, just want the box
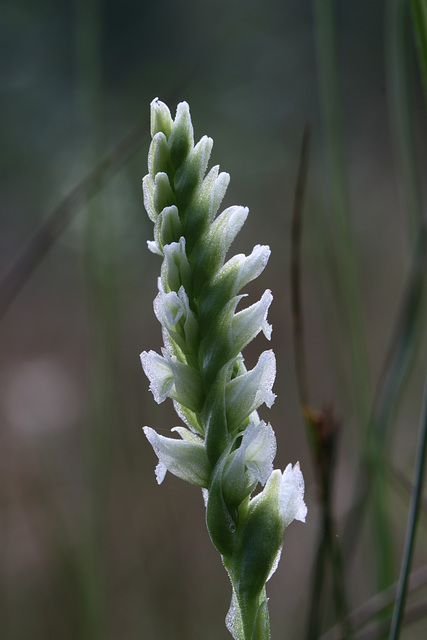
[143,426,210,487]
[222,421,277,505]
[225,350,276,431]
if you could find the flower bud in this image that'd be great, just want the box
[168,101,194,168]
[150,98,173,138]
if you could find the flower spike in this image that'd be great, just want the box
[140,98,306,640]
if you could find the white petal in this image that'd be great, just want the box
[140,350,173,403]
[244,421,277,485]
[162,237,191,292]
[279,462,307,527]
[154,290,184,327]
[155,461,167,484]
[143,426,210,487]
[147,239,163,255]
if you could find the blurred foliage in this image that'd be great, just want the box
[1,0,427,639]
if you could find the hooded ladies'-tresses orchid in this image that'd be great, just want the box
[140,98,307,640]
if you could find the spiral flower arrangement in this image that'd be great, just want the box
[141,98,306,640]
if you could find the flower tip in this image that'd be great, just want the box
[150,98,173,138]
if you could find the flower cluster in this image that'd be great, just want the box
[141,98,306,640]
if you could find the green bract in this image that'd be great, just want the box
[141,98,307,640]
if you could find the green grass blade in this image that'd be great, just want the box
[411,0,427,102]
[313,0,372,430]
[389,374,427,639]
[386,0,423,242]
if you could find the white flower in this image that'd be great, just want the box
[153,285,198,356]
[232,289,273,350]
[161,237,192,293]
[249,464,307,529]
[217,244,271,294]
[143,426,210,487]
[225,350,276,430]
[140,349,203,412]
[222,421,277,505]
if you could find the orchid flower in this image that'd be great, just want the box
[140,98,307,640]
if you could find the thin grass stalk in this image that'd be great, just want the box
[388,373,427,639]
[290,124,311,410]
[337,0,427,589]
[306,481,350,640]
[386,0,423,243]
[343,218,427,562]
[411,0,427,103]
[312,0,398,607]
[289,126,350,638]
[306,534,327,640]
[313,0,372,430]
[76,0,117,636]
[289,126,325,640]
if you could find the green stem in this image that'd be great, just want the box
[389,373,427,640]
[313,0,372,430]
[228,579,270,640]
[306,532,327,640]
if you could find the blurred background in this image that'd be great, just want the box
[1,0,427,638]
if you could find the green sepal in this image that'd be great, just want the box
[185,167,231,262]
[192,206,248,297]
[196,165,230,225]
[225,582,270,640]
[173,400,205,435]
[198,245,270,337]
[250,592,270,640]
[206,451,236,558]
[175,135,213,211]
[231,473,283,601]
[202,360,234,465]
[168,101,194,168]
[199,296,244,388]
